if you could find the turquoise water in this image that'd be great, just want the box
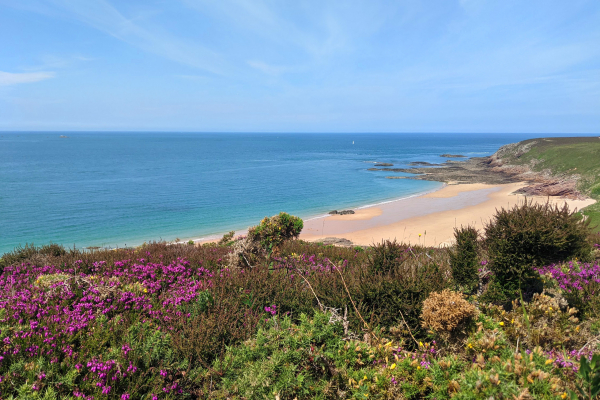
[0,132,587,254]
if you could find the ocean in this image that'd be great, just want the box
[0,132,584,254]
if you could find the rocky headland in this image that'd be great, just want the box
[368,139,599,200]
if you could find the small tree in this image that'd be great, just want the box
[450,226,479,293]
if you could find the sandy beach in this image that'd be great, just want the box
[299,182,596,247]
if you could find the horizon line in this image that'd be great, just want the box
[1,130,599,135]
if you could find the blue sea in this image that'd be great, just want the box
[0,132,590,254]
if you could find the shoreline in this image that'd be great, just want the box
[181,181,596,247]
[176,182,447,245]
[299,182,596,247]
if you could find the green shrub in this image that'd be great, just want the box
[248,212,303,255]
[450,226,480,293]
[311,246,452,341]
[211,312,344,399]
[0,243,67,272]
[217,230,235,246]
[482,293,586,351]
[485,201,593,300]
[209,312,402,400]
[170,294,262,370]
[367,239,408,274]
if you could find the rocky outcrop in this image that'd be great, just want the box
[440,154,466,158]
[513,180,585,200]
[329,210,355,215]
[374,163,394,167]
[408,161,438,166]
[367,140,588,200]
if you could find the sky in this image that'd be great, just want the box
[0,0,599,133]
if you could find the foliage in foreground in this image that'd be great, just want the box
[1,203,600,399]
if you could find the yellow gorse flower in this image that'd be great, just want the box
[389,363,396,370]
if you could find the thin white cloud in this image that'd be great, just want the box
[3,0,227,75]
[22,54,94,72]
[0,71,55,86]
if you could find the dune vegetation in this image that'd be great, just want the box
[1,205,600,399]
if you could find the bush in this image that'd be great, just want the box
[227,213,303,268]
[0,243,67,272]
[482,293,587,350]
[367,239,409,274]
[217,231,235,246]
[450,226,480,293]
[421,289,477,343]
[209,312,404,400]
[485,201,593,299]
[248,212,303,255]
[536,261,600,319]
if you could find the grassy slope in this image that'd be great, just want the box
[500,137,600,231]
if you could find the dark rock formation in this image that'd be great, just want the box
[374,163,394,167]
[408,161,439,166]
[329,210,355,215]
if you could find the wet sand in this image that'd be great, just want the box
[300,182,596,247]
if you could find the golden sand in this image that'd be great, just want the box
[300,182,596,247]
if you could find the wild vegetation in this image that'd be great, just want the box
[1,204,599,399]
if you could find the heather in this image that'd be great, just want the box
[1,204,600,399]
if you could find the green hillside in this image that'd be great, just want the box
[496,136,600,230]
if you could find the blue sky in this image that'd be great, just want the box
[0,0,599,133]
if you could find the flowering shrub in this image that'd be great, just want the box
[0,256,226,398]
[483,293,587,351]
[536,261,600,317]
[211,312,440,400]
